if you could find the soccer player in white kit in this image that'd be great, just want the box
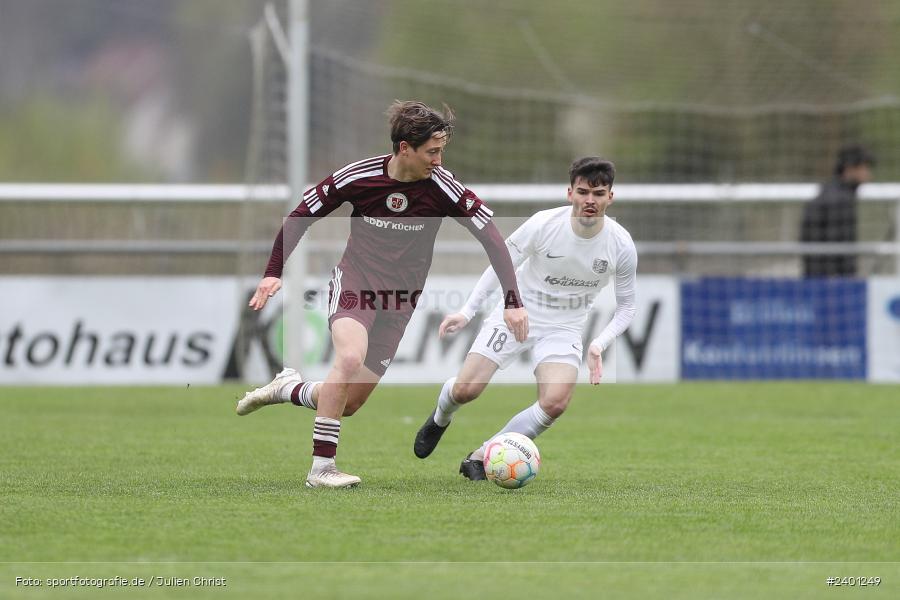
[413,157,638,479]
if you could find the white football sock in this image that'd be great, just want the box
[473,402,556,461]
[433,377,458,427]
[501,401,556,439]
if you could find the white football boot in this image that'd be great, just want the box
[236,367,302,416]
[305,467,361,489]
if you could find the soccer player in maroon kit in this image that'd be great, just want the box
[236,101,528,488]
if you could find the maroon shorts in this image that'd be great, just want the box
[326,266,421,376]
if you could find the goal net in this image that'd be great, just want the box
[240,0,900,381]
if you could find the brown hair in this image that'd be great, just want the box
[569,157,616,189]
[386,100,454,153]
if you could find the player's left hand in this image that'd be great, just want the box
[587,343,603,385]
[503,306,529,342]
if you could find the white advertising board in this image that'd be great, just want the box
[288,275,680,384]
[1,275,680,385]
[867,277,900,382]
[0,277,241,384]
[608,275,680,382]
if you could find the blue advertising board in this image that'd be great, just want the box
[681,278,867,379]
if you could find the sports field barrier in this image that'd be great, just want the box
[1,275,897,384]
[2,183,897,384]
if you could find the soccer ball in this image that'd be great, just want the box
[483,432,541,489]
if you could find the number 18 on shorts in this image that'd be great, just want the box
[470,316,583,371]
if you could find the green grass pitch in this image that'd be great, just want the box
[1,383,898,599]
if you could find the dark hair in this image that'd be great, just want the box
[386,100,454,153]
[834,143,876,176]
[569,157,616,188]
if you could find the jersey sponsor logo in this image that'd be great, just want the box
[592,259,609,274]
[386,192,409,213]
[546,253,564,259]
[544,275,601,288]
[465,198,475,211]
[528,289,594,310]
[362,215,425,231]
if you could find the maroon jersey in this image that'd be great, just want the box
[265,154,522,308]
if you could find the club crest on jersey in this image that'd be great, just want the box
[386,193,408,213]
[592,259,609,274]
[465,198,475,211]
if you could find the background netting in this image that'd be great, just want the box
[1,0,897,381]
[239,0,897,381]
[302,0,900,183]
[3,0,898,278]
[242,0,899,280]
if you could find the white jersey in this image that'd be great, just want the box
[460,206,638,351]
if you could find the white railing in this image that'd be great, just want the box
[0,183,290,202]
[2,182,899,202]
[1,183,899,269]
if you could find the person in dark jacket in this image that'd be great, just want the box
[800,144,876,277]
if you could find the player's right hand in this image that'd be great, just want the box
[438,313,470,338]
[249,276,282,310]
[503,306,529,342]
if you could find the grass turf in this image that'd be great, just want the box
[1,383,898,598]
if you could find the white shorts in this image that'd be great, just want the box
[469,312,583,371]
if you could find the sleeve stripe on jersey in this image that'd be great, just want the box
[432,175,460,202]
[332,155,384,179]
[434,166,465,195]
[335,168,384,189]
[333,160,384,184]
[333,162,383,185]
[432,168,465,200]
[471,204,493,229]
[306,198,323,213]
[303,188,323,213]
[332,156,385,188]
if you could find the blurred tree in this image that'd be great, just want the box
[0,0,265,182]
[0,95,151,181]
[369,0,899,182]
[170,0,267,181]
[1,0,898,183]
